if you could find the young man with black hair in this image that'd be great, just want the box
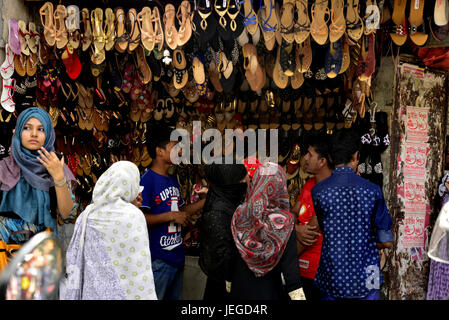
[291,134,333,300]
[140,124,206,300]
[311,128,393,300]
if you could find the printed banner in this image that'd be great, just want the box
[406,106,429,143]
[404,178,426,211]
[402,213,427,248]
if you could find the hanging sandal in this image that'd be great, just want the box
[137,7,155,52]
[18,20,30,56]
[27,22,40,54]
[14,54,27,77]
[152,7,165,51]
[127,8,141,52]
[329,0,346,42]
[259,0,279,51]
[114,7,128,53]
[296,36,312,72]
[104,8,116,51]
[164,4,179,50]
[91,8,105,52]
[364,0,380,35]
[177,0,193,46]
[26,53,38,77]
[346,0,364,41]
[80,8,93,51]
[1,44,15,79]
[54,4,69,49]
[310,0,330,45]
[1,78,16,112]
[294,0,311,44]
[39,2,56,47]
[280,0,296,43]
[408,0,428,46]
[66,5,81,49]
[239,0,259,36]
[390,0,408,46]
[135,45,152,84]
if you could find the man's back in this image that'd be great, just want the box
[311,166,392,299]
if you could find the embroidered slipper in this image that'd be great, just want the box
[390,0,408,46]
[177,0,193,46]
[259,0,278,51]
[409,0,428,46]
[114,7,128,53]
[26,53,38,77]
[54,4,69,49]
[329,0,346,42]
[1,44,15,79]
[66,5,80,49]
[310,0,330,45]
[127,8,141,52]
[137,7,155,52]
[364,0,380,35]
[346,0,364,41]
[296,36,312,73]
[18,20,30,56]
[434,0,449,26]
[294,0,311,44]
[104,8,116,51]
[39,2,55,48]
[80,8,93,51]
[164,4,179,50]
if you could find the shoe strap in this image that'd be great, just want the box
[259,0,277,32]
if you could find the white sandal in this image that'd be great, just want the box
[1,78,16,112]
[1,44,15,79]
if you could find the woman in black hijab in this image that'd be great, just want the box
[198,161,248,301]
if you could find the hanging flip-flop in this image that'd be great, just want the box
[177,0,193,46]
[18,20,30,56]
[294,0,310,44]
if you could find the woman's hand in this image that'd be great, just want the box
[37,147,65,183]
[132,193,143,208]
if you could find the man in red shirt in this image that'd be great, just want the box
[291,135,333,300]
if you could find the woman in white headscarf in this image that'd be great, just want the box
[61,161,157,300]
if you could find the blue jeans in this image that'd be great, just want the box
[152,259,184,300]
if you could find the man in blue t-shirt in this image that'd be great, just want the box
[140,124,206,300]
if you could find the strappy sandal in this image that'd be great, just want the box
[114,7,128,53]
[127,8,141,52]
[104,8,116,51]
[152,7,165,51]
[18,20,30,56]
[339,34,350,74]
[280,0,296,43]
[66,5,81,49]
[135,45,152,84]
[39,2,56,47]
[273,46,289,89]
[80,8,93,51]
[164,4,179,50]
[1,77,15,113]
[310,0,330,45]
[27,22,40,54]
[54,4,69,49]
[346,0,364,41]
[259,0,278,51]
[91,8,105,52]
[14,54,27,77]
[137,7,155,51]
[294,0,311,44]
[177,0,193,46]
[329,0,346,43]
[1,44,15,79]
[26,53,38,77]
[239,0,259,36]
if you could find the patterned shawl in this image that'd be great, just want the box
[61,161,157,300]
[231,162,294,277]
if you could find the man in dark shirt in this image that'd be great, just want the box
[311,128,393,300]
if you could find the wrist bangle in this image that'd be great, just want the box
[54,177,67,187]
